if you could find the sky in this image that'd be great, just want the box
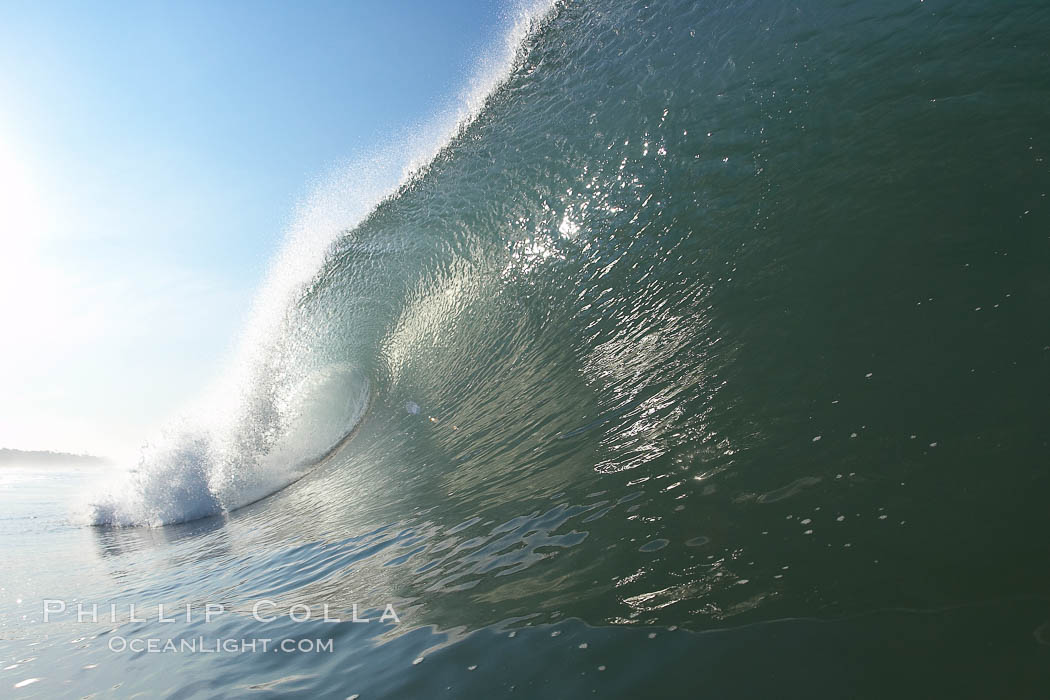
[0,0,508,459]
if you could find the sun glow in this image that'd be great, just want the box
[0,129,58,355]
[0,129,106,455]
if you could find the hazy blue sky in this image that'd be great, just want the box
[0,0,509,457]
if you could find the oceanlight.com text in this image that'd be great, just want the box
[108,636,335,654]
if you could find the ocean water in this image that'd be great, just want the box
[3,0,1050,697]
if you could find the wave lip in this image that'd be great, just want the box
[86,365,370,527]
[86,433,222,528]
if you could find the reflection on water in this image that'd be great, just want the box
[92,514,231,561]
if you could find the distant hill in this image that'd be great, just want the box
[0,448,110,467]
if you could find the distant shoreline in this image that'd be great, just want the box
[0,448,110,467]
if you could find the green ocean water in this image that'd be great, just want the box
[3,0,1049,697]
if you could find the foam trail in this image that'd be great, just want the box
[84,0,558,527]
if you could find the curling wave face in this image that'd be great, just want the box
[85,0,559,527]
